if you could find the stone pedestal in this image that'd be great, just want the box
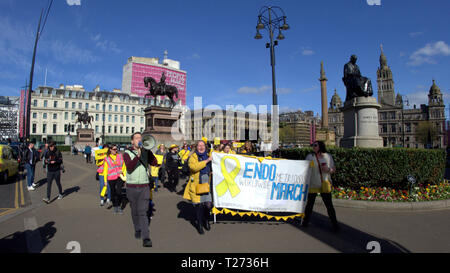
[65,134,73,146]
[316,129,336,147]
[143,106,183,151]
[340,97,383,148]
[75,128,96,148]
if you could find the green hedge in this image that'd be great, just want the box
[56,145,71,152]
[280,148,445,190]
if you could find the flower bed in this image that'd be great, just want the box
[331,181,450,202]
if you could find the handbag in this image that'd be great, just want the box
[196,173,210,194]
[196,182,210,195]
[315,153,332,193]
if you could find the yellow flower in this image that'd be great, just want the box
[360,187,364,190]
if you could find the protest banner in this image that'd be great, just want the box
[211,152,312,217]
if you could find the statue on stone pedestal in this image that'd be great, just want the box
[342,55,373,101]
[75,111,94,128]
[144,72,179,108]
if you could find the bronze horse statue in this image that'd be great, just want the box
[75,111,94,128]
[143,76,179,107]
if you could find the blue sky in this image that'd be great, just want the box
[1,0,450,118]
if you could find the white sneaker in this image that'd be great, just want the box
[32,183,38,188]
[100,200,104,206]
[58,194,64,200]
[28,186,35,191]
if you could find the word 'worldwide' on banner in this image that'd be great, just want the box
[211,152,312,214]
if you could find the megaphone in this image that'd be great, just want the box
[141,134,156,150]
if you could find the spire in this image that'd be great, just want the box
[319,61,327,81]
[380,44,388,68]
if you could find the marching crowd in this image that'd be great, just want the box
[16,134,339,248]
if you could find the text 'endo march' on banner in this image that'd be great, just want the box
[211,152,312,214]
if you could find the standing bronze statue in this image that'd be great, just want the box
[342,55,373,101]
[75,110,94,128]
[144,73,179,108]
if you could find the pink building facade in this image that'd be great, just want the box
[122,58,187,105]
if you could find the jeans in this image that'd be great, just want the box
[167,169,179,191]
[86,153,91,163]
[25,163,35,187]
[303,193,338,225]
[108,178,124,207]
[127,185,150,240]
[152,177,159,192]
[47,170,63,199]
[99,175,111,201]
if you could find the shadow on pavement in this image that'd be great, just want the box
[0,221,57,253]
[288,211,411,253]
[63,186,80,197]
[177,201,197,230]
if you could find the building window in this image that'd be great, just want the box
[102,104,105,111]
[72,112,75,120]
[33,100,37,107]
[53,124,57,134]
[96,114,99,121]
[79,103,82,109]
[140,127,143,132]
[102,114,105,121]
[120,115,123,122]
[140,117,144,124]
[390,112,396,120]
[114,105,118,112]
[53,113,57,120]
[43,124,47,134]
[120,106,124,112]
[114,126,117,134]
[381,124,387,133]
[43,113,47,119]
[132,127,135,133]
[126,106,129,113]
[406,123,411,133]
[132,107,135,113]
[132,116,135,123]
[85,103,89,110]
[32,113,37,119]
[32,124,37,134]
[54,101,58,108]
[95,126,99,133]
[120,126,123,134]
[96,104,99,110]
[44,100,48,107]
[108,126,111,134]
[72,102,76,109]
[65,102,69,109]
[109,105,112,112]
[108,114,112,122]
[391,124,396,133]
[65,112,68,120]
[126,116,129,123]
[126,127,129,134]
[114,115,118,122]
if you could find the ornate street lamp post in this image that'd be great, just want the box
[400,95,410,147]
[254,6,289,151]
[254,6,289,107]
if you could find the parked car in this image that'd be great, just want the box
[0,145,19,183]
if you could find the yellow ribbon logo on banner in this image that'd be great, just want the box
[216,156,241,198]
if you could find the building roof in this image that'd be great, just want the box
[429,79,441,95]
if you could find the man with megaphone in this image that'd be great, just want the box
[123,132,158,248]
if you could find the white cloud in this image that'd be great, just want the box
[50,40,100,64]
[237,85,270,94]
[299,85,319,93]
[186,53,200,60]
[278,88,293,94]
[407,41,450,66]
[91,34,122,54]
[66,0,81,6]
[301,49,315,56]
[409,32,423,38]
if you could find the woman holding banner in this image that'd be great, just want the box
[303,141,340,232]
[183,140,213,235]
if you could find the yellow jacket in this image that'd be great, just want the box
[178,149,191,164]
[183,152,210,204]
[102,154,127,181]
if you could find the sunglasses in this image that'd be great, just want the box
[111,148,118,151]
[311,143,319,147]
